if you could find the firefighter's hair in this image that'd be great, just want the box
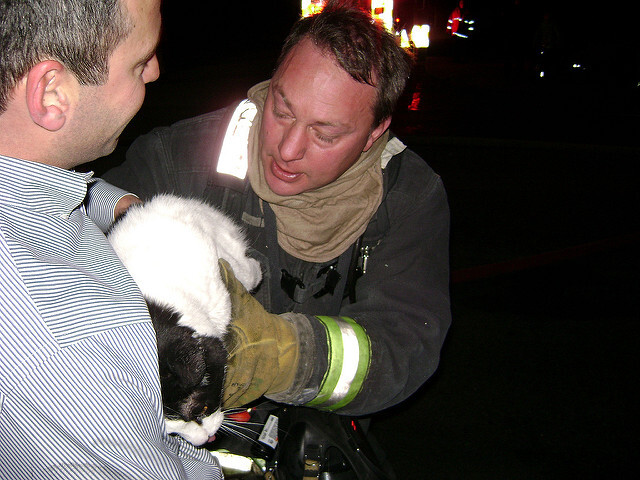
[276,0,414,127]
[0,0,132,113]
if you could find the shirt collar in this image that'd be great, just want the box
[0,155,94,217]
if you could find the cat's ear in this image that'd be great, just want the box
[168,339,207,389]
[201,337,227,407]
[203,337,228,369]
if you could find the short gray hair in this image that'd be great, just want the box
[0,0,132,113]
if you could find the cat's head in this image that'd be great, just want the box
[147,300,227,443]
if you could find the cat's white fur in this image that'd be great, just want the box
[108,194,262,337]
[165,412,224,446]
[107,193,262,445]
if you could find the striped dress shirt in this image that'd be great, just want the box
[0,155,222,479]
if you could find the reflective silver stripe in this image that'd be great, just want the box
[306,316,371,410]
[327,319,361,403]
[216,99,257,180]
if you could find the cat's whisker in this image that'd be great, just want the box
[222,420,262,433]
[223,420,264,430]
[222,407,249,413]
[216,425,262,445]
[247,401,274,411]
[163,405,184,418]
[220,415,261,431]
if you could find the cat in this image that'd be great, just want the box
[107,193,262,446]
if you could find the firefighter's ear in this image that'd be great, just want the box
[25,60,72,132]
[363,117,392,152]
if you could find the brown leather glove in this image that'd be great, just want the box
[218,259,299,408]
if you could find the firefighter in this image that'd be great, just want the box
[447,0,475,61]
[447,0,474,38]
[105,0,450,432]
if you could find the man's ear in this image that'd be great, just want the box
[363,116,392,152]
[25,60,72,131]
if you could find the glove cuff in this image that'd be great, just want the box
[266,313,327,404]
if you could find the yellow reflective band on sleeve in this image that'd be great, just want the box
[306,316,371,411]
[216,99,257,180]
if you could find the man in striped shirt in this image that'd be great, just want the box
[0,0,222,478]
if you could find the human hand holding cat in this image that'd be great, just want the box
[113,194,142,219]
[218,259,300,408]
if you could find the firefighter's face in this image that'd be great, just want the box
[259,38,390,196]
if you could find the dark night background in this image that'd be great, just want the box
[91,0,639,478]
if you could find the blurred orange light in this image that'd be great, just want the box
[301,0,325,17]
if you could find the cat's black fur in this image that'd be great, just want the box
[146,300,226,424]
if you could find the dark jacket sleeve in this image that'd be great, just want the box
[337,148,451,414]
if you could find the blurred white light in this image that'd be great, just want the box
[400,29,410,49]
[371,0,394,32]
[209,451,259,475]
[411,24,430,48]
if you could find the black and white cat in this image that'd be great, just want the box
[107,194,262,446]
